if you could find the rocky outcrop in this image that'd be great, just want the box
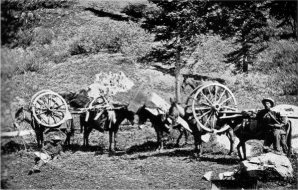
[235,152,293,180]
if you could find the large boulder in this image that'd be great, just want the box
[236,152,293,180]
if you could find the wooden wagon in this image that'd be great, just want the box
[185,82,298,134]
[29,89,125,128]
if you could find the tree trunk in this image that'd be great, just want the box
[295,0,298,41]
[243,54,248,73]
[175,47,181,103]
[294,11,298,41]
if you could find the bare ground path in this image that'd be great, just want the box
[2,126,297,189]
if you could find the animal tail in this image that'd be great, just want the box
[286,120,292,157]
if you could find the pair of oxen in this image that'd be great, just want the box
[13,90,292,160]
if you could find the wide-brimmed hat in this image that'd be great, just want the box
[262,98,275,107]
[51,135,62,141]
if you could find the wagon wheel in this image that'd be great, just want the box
[191,83,237,132]
[31,91,68,127]
[29,89,53,108]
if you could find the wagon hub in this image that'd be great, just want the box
[212,104,221,112]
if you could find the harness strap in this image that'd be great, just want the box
[268,112,281,125]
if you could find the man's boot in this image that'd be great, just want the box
[32,160,45,173]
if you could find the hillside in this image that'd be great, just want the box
[1,1,298,189]
[2,1,297,130]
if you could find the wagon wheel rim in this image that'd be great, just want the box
[29,89,53,108]
[191,83,237,132]
[31,91,68,127]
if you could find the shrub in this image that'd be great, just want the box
[1,47,48,77]
[122,3,147,19]
[1,0,77,47]
[33,27,55,45]
[67,20,154,61]
[255,39,298,95]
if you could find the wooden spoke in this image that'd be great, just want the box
[219,96,233,106]
[207,86,213,102]
[35,107,48,112]
[52,111,64,119]
[51,96,62,107]
[36,111,47,116]
[204,112,212,127]
[198,110,211,119]
[37,99,49,109]
[200,91,213,105]
[50,113,57,123]
[217,89,226,104]
[214,85,219,102]
[195,107,211,111]
[221,106,237,111]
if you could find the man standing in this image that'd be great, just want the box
[256,98,288,154]
[29,136,64,175]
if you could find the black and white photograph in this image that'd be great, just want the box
[1,0,298,189]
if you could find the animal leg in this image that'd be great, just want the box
[242,141,247,160]
[35,129,41,148]
[175,128,183,147]
[160,131,164,150]
[183,129,189,146]
[109,130,115,152]
[227,128,235,155]
[84,127,92,147]
[64,129,70,146]
[194,137,202,156]
[114,130,119,151]
[156,130,162,150]
[237,142,243,160]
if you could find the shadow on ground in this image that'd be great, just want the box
[85,7,135,22]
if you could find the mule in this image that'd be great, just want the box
[14,106,74,147]
[168,100,236,156]
[168,101,208,155]
[216,115,292,160]
[80,104,135,152]
[134,105,172,150]
[172,125,190,147]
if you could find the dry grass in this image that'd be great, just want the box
[1,1,298,189]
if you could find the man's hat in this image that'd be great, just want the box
[262,98,275,107]
[51,135,62,142]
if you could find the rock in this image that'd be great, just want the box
[202,171,213,181]
[236,152,293,180]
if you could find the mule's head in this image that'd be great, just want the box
[121,105,135,126]
[168,98,180,126]
[14,106,25,122]
[13,106,32,128]
[134,105,148,125]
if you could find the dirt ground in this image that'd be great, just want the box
[1,123,297,190]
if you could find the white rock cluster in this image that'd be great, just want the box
[88,71,134,99]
